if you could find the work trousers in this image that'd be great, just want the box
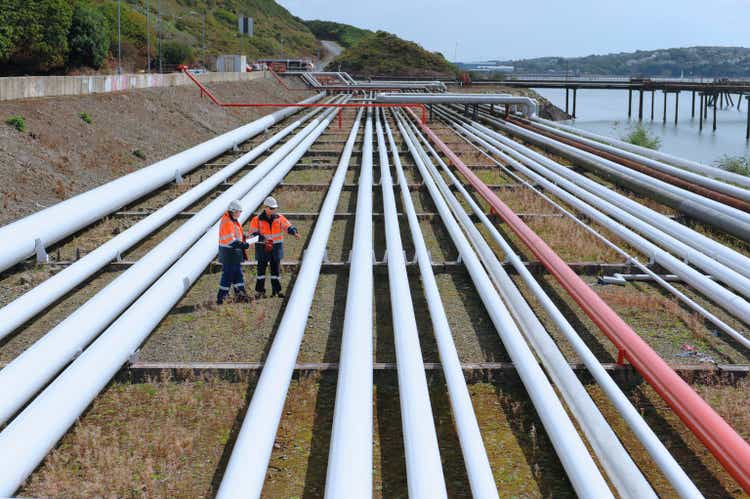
[217,261,247,304]
[255,243,283,294]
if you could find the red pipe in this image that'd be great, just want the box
[182,69,428,123]
[407,108,750,493]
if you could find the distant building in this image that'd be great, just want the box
[255,59,314,72]
[215,55,248,73]
[461,62,515,73]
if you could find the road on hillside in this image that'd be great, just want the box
[316,40,344,71]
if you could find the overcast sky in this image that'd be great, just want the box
[277,0,749,61]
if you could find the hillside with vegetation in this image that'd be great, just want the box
[496,46,750,77]
[326,31,457,77]
[0,0,320,74]
[304,20,371,49]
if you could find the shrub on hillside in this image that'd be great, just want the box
[68,2,110,69]
[0,0,74,70]
[5,115,26,132]
[162,41,194,65]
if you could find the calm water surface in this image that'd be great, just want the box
[534,88,750,164]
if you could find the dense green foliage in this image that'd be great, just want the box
[327,31,456,77]
[621,124,661,149]
[0,0,320,73]
[304,20,370,48]
[715,155,750,176]
[162,40,194,64]
[68,2,110,68]
[496,47,750,77]
[0,0,74,70]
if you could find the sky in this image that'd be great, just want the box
[277,0,749,62]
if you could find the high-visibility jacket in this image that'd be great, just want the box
[249,211,296,244]
[218,212,244,248]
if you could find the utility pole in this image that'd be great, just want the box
[202,8,207,70]
[146,0,150,73]
[117,0,122,74]
[157,0,162,73]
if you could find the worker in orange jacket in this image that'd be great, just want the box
[217,200,250,304]
[248,196,300,298]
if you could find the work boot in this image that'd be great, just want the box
[216,288,229,305]
[255,291,266,299]
[272,291,286,298]
[234,286,250,303]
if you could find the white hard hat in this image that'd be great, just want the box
[264,196,278,208]
[228,200,242,211]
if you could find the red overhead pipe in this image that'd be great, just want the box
[182,69,428,123]
[407,108,750,493]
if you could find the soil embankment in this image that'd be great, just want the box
[0,79,313,225]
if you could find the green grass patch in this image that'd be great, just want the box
[714,154,750,176]
[5,115,26,132]
[79,112,93,124]
[621,123,661,149]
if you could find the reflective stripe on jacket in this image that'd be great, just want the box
[249,211,296,244]
[218,212,244,247]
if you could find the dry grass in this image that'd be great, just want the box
[20,376,247,498]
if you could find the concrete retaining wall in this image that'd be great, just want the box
[0,71,265,101]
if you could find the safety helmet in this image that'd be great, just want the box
[228,200,242,212]
[264,196,279,209]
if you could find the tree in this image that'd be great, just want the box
[9,0,74,69]
[162,41,193,65]
[68,2,110,69]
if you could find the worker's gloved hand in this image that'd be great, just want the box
[240,241,250,250]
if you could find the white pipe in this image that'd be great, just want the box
[323,108,374,499]
[410,116,702,498]
[495,119,750,239]
[533,116,750,189]
[376,93,536,117]
[0,101,343,427]
[393,110,614,499]
[453,111,750,294]
[0,103,329,341]
[382,112,498,499]
[374,110,447,499]
[406,116,655,498]
[526,117,750,202]
[447,116,750,344]
[216,107,361,499]
[0,104,344,497]
[0,93,323,274]
[449,116,747,366]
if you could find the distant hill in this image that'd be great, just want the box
[304,20,371,49]
[0,0,321,74]
[494,46,750,78]
[326,30,456,77]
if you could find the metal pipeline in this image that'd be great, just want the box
[440,115,750,326]
[404,116,656,498]
[532,116,750,189]
[374,110,447,498]
[395,110,614,499]
[449,109,750,284]
[409,108,750,494]
[217,108,361,499]
[447,117,750,348]
[522,117,750,204]
[382,112,498,499]
[0,99,346,427]
[376,93,536,117]
[494,118,750,241]
[323,108,374,499]
[0,93,323,274]
[409,117,702,497]
[0,104,345,496]
[0,103,330,341]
